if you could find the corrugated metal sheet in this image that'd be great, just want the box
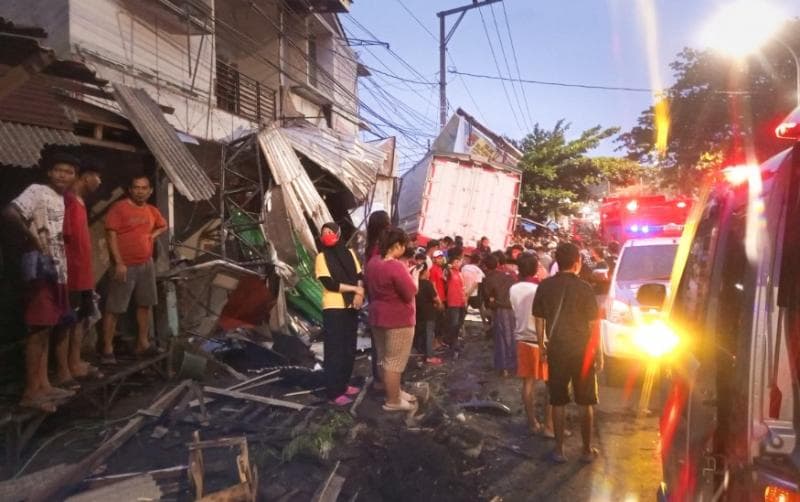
[281,123,385,202]
[113,84,214,201]
[0,71,74,130]
[258,125,332,256]
[0,121,80,168]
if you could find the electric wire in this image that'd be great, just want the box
[477,7,524,130]
[499,1,536,129]
[489,3,532,131]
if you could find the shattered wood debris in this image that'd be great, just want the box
[203,386,305,411]
[26,381,192,502]
[188,432,258,502]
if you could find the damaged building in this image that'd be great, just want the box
[0,0,396,472]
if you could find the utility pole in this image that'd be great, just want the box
[438,0,502,129]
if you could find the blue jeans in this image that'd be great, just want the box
[446,307,466,345]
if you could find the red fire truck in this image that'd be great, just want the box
[599,195,692,244]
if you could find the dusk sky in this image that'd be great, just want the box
[342,0,800,171]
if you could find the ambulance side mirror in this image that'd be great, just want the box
[637,283,667,309]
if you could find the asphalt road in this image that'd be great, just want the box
[440,321,663,502]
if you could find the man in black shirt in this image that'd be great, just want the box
[533,243,602,463]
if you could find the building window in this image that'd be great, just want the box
[215,58,276,124]
[308,37,318,88]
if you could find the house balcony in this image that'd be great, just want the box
[215,59,276,125]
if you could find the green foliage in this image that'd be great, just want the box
[618,20,800,192]
[516,121,620,220]
[282,410,353,462]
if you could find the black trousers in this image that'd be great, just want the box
[323,308,358,399]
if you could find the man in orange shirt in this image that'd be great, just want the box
[100,176,166,364]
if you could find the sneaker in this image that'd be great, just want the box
[425,357,443,366]
[330,394,353,406]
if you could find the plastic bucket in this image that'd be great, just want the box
[178,351,207,380]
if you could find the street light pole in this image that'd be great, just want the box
[775,38,800,107]
[437,0,503,129]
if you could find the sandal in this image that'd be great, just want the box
[400,390,418,403]
[20,396,57,413]
[382,399,415,412]
[542,429,572,439]
[547,450,568,464]
[55,379,81,391]
[330,394,353,406]
[99,353,117,366]
[78,365,105,381]
[45,387,75,399]
[580,447,600,463]
[345,385,361,396]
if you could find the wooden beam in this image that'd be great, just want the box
[77,135,142,152]
[27,381,191,502]
[203,386,305,411]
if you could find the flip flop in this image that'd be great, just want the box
[19,397,57,413]
[542,429,573,439]
[580,447,600,463]
[99,353,117,366]
[345,385,361,396]
[382,399,415,412]
[77,365,105,381]
[45,387,75,399]
[547,450,568,464]
[55,379,81,391]
[330,394,353,406]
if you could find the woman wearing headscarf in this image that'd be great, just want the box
[365,228,419,412]
[315,222,364,406]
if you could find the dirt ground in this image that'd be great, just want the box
[4,320,662,501]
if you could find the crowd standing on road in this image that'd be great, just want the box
[321,214,620,464]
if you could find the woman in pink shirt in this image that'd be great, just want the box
[365,228,420,412]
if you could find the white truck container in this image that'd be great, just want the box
[396,109,523,248]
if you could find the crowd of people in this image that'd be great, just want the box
[316,211,621,463]
[3,152,166,413]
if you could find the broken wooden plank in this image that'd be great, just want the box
[82,465,187,490]
[311,460,344,502]
[65,474,161,502]
[27,381,191,502]
[187,370,281,409]
[349,377,372,417]
[203,386,305,411]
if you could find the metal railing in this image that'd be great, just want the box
[215,59,276,124]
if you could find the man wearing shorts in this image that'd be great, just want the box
[510,254,552,436]
[101,175,166,364]
[55,158,103,388]
[3,153,78,411]
[533,243,602,463]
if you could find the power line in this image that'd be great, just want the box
[500,2,535,129]
[477,7,524,130]
[393,0,438,41]
[489,3,531,131]
[451,69,656,93]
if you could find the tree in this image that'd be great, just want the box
[517,121,620,221]
[618,19,800,193]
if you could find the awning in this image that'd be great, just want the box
[258,124,332,255]
[281,123,385,202]
[0,121,79,168]
[113,84,215,201]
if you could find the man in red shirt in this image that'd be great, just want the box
[445,254,467,346]
[55,159,103,387]
[101,176,167,364]
[428,249,448,345]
